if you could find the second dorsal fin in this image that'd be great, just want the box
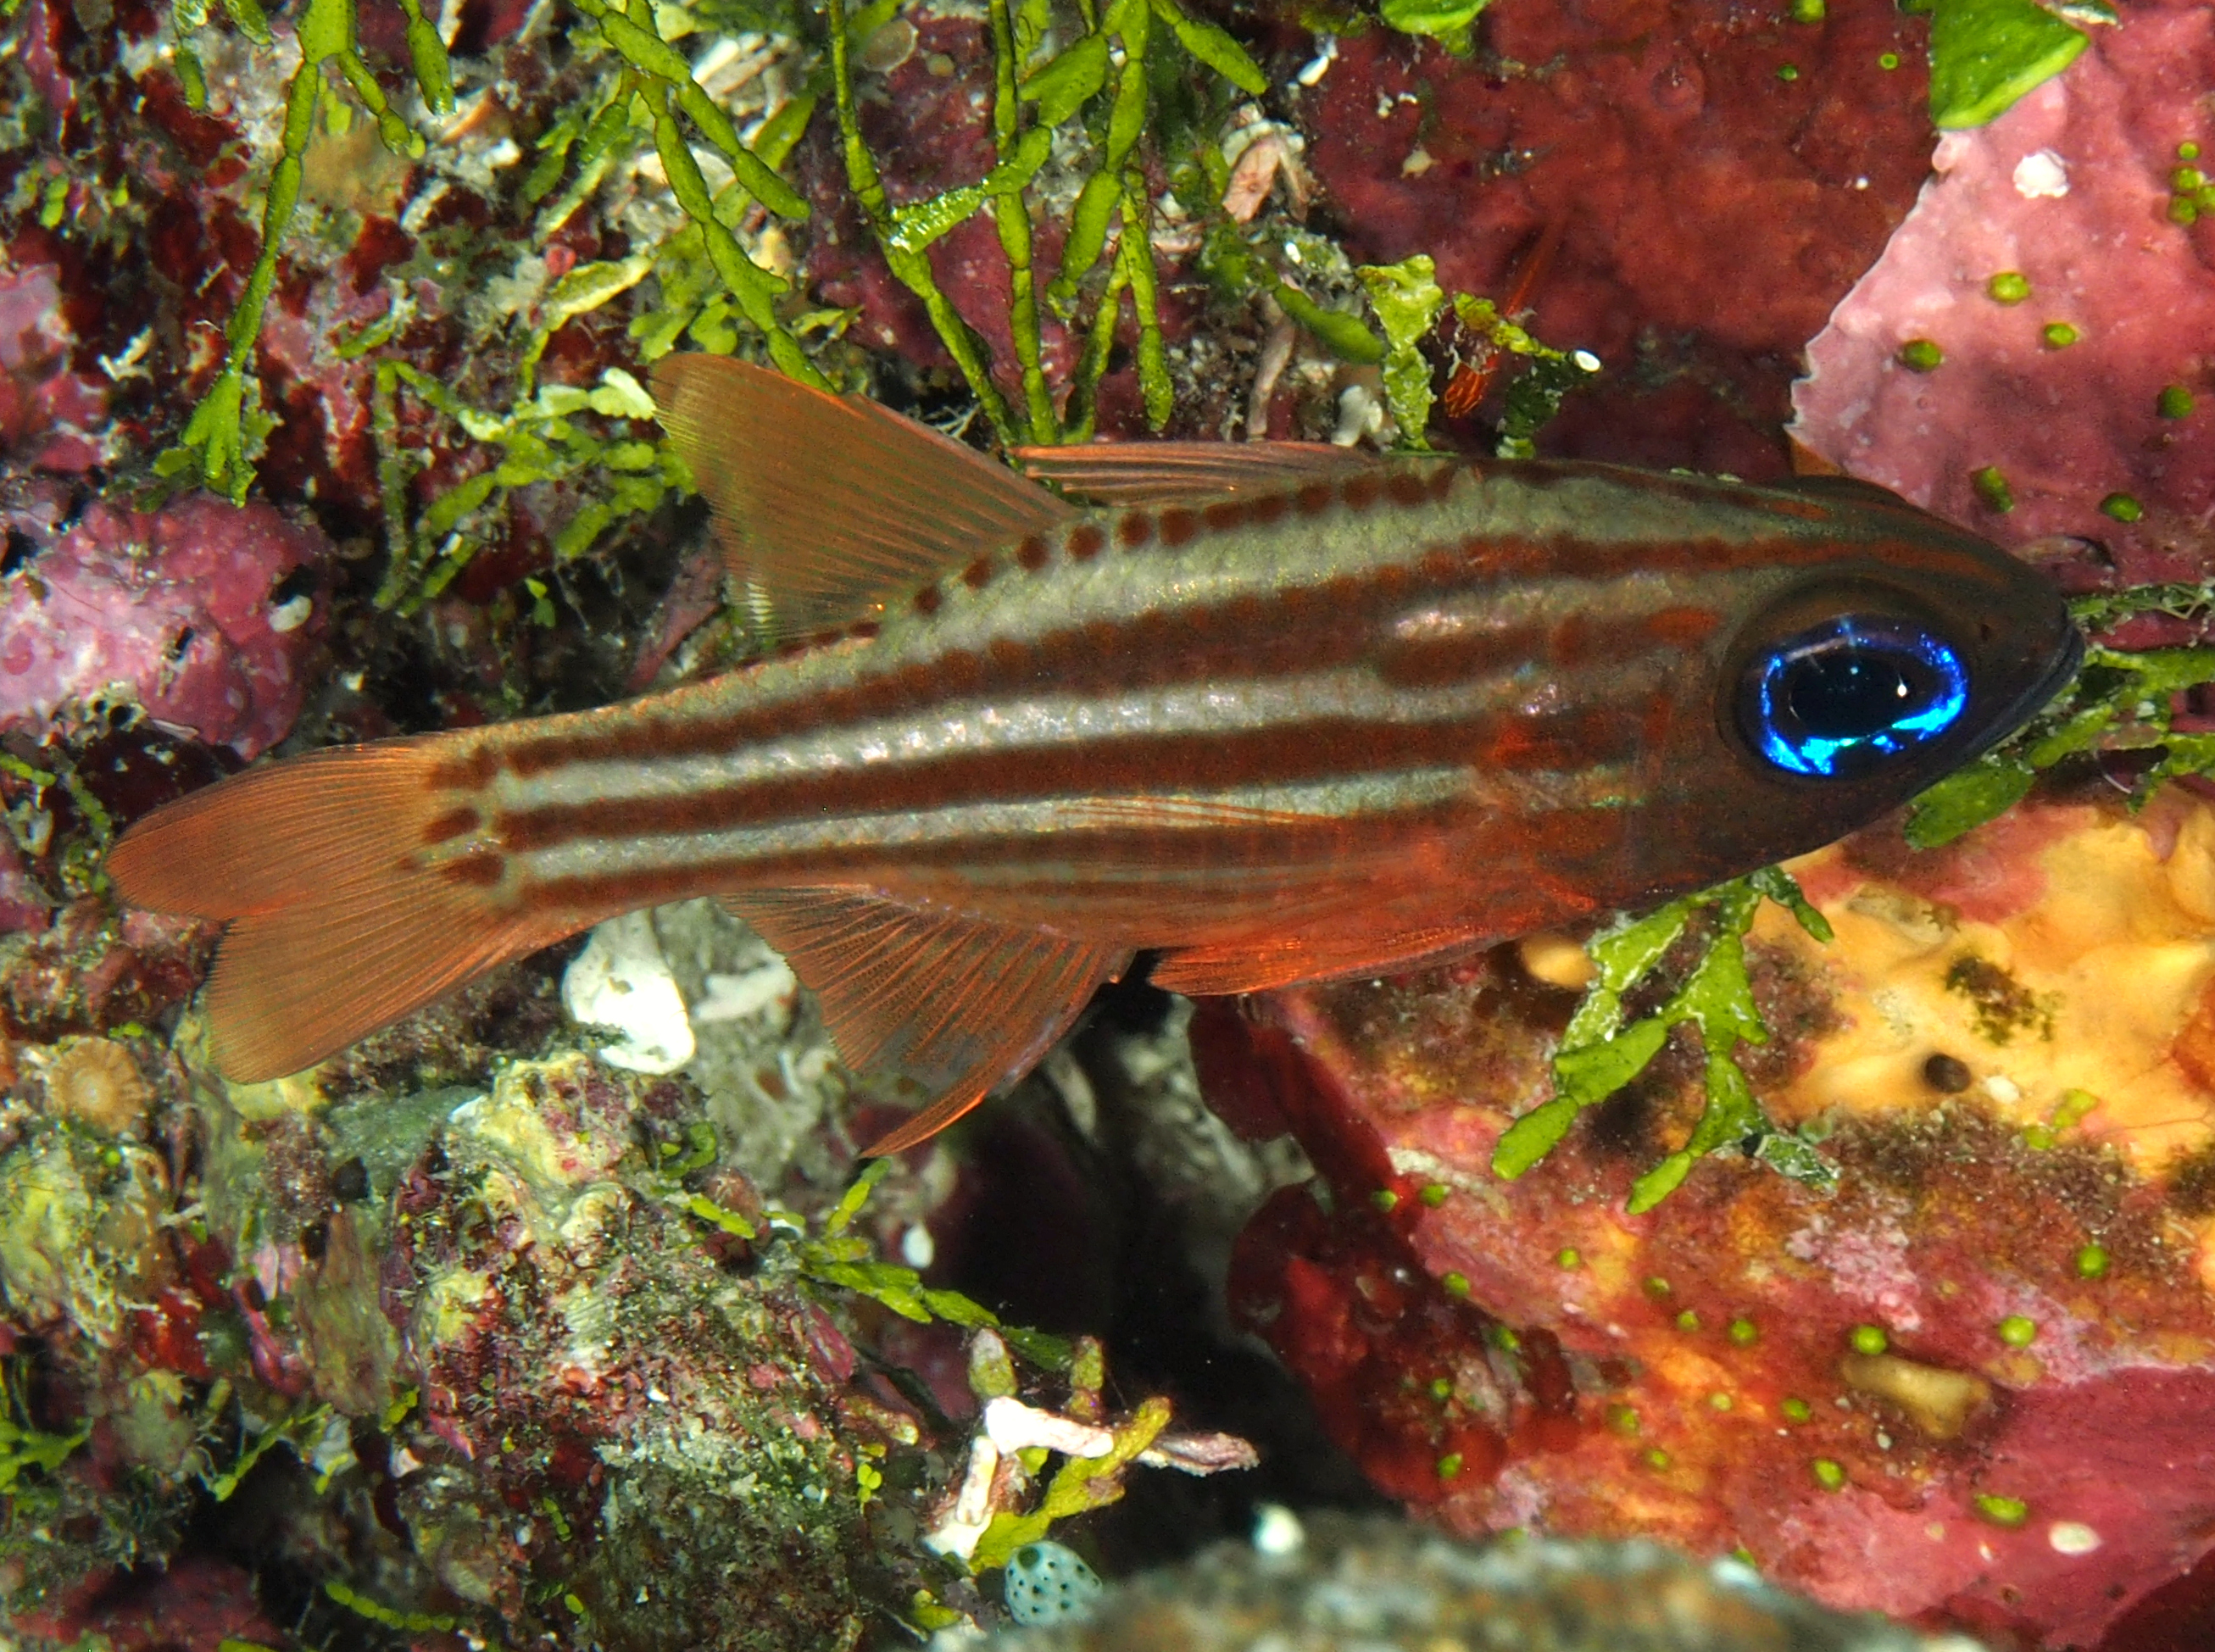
[1010,439,1378,506]
[654,355,1074,638]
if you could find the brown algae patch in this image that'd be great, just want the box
[1943,954,2056,1045]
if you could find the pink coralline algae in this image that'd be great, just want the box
[0,494,326,760]
[1208,796,2215,1651]
[1295,0,1936,476]
[1791,2,2215,583]
[0,838,42,937]
[0,258,106,474]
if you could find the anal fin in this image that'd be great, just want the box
[1149,920,1493,998]
[721,888,1130,1154]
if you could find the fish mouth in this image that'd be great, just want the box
[1967,613,2084,765]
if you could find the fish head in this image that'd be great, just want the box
[1607,476,2080,898]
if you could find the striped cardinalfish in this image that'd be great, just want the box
[108,356,2079,1154]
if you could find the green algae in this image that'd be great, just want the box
[1378,0,1487,53]
[969,1396,1172,1573]
[1358,255,1448,450]
[1927,0,2089,131]
[372,363,691,615]
[1494,868,1836,1210]
[156,0,455,503]
[821,0,1262,443]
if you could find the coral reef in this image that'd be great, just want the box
[0,493,329,761]
[1208,794,2215,1649]
[5,0,2215,1643]
[0,882,1251,1647]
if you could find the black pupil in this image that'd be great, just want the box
[1785,649,1912,739]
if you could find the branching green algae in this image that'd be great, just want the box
[821,0,1265,444]
[1494,870,1839,1212]
[1908,599,2215,848]
[157,0,454,503]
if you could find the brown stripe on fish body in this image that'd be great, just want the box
[480,559,1712,827]
[516,779,1644,938]
[474,464,1858,892]
[515,776,1490,918]
[485,470,1486,782]
[486,555,1750,882]
[488,688,1659,858]
[484,458,1831,787]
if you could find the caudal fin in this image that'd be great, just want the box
[106,737,588,1082]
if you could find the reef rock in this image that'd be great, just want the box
[1295,0,1935,476]
[969,1512,1985,1650]
[0,494,326,759]
[1207,795,2215,1649]
[1791,1,2215,582]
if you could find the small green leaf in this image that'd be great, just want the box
[1492,1094,1584,1180]
[397,0,455,114]
[295,0,351,62]
[1676,928,1766,1051]
[587,367,658,420]
[920,1288,999,1327]
[1682,1046,1765,1160]
[679,1192,757,1240]
[1754,1131,1839,1193]
[1553,1014,1671,1106]
[1748,865,1834,943]
[598,10,696,87]
[543,253,656,331]
[1379,0,1485,48]
[892,186,989,252]
[218,0,272,43]
[1904,754,2035,847]
[1627,1150,1694,1214]
[1928,0,2088,131]
[1589,900,1695,993]
[1272,284,1386,364]
[324,1581,458,1634]
[176,42,209,108]
[824,1159,892,1235]
[1356,254,1447,448]
[1021,34,1110,127]
[1147,0,1266,93]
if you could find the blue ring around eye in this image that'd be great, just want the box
[1745,615,1969,779]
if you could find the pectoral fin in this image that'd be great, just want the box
[721,888,1130,1154]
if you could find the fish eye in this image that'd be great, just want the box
[1738,614,1968,779]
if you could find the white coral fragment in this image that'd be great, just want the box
[922,1436,1003,1562]
[982,1396,1116,1460]
[562,911,696,1074]
[2012,148,2069,198]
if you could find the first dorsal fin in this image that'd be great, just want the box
[721,888,1130,1155]
[654,355,1073,639]
[1010,439,1378,506]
